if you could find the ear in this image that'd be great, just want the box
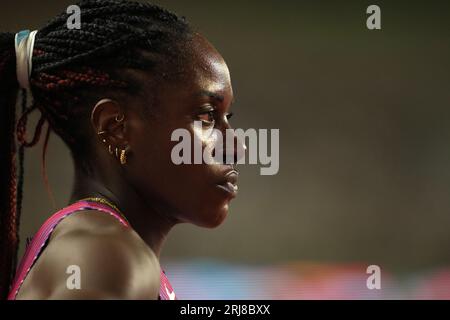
[90,99,129,147]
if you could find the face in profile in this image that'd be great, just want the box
[123,33,245,228]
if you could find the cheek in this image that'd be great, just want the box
[128,127,177,194]
[128,122,230,226]
[169,164,230,227]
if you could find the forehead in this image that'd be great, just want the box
[144,33,233,117]
[184,33,232,95]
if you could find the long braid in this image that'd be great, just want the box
[0,0,193,299]
[0,33,19,299]
[14,89,28,276]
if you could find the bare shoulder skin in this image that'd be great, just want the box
[15,210,160,300]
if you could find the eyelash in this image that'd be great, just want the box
[198,110,234,126]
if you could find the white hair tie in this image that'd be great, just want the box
[14,30,38,90]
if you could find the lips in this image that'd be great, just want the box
[217,169,239,197]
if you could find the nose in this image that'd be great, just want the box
[222,125,246,165]
[233,134,246,164]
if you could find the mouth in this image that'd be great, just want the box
[217,168,239,197]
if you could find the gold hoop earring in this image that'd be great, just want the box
[115,114,125,122]
[120,149,127,165]
[115,147,119,158]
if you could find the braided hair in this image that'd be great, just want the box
[0,0,193,299]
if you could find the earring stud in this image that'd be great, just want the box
[98,130,108,144]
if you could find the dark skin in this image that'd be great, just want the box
[16,33,245,300]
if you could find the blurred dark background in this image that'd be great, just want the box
[2,0,450,281]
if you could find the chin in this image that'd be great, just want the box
[197,203,230,228]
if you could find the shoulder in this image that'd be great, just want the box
[16,210,160,300]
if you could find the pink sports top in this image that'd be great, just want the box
[7,200,177,300]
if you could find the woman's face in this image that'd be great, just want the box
[126,33,244,228]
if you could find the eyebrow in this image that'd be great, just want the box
[199,90,235,105]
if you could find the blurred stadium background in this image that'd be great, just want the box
[2,0,450,299]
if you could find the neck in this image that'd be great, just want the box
[69,164,178,259]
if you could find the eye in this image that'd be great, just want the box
[226,112,234,120]
[197,110,216,126]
